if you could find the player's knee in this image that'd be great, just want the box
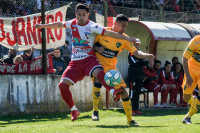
[59,78,73,86]
[94,78,101,84]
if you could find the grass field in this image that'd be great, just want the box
[0,108,199,133]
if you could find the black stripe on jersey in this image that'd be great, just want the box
[95,42,119,58]
[192,52,200,62]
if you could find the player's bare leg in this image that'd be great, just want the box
[182,91,198,124]
[59,78,80,121]
[92,68,122,101]
[120,87,139,125]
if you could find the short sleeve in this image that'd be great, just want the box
[90,24,106,35]
[62,21,71,29]
[183,36,197,59]
[124,42,137,53]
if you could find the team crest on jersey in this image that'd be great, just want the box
[116,42,121,48]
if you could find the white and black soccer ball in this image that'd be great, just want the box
[104,70,122,87]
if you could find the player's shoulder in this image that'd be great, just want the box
[122,33,129,37]
[88,21,102,28]
[190,35,200,46]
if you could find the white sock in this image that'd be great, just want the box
[110,89,115,97]
[71,105,78,111]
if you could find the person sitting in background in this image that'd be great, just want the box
[143,61,163,108]
[13,55,23,64]
[173,62,187,107]
[160,61,177,107]
[20,47,35,61]
[3,49,17,64]
[52,47,66,75]
[171,57,179,71]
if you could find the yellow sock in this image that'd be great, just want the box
[122,99,132,123]
[185,97,200,118]
[92,86,101,111]
[185,94,195,105]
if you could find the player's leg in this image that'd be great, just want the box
[120,87,139,125]
[92,68,123,101]
[59,64,83,121]
[182,73,197,124]
[92,77,102,121]
[84,56,122,101]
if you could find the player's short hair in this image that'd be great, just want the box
[164,61,171,67]
[172,57,178,62]
[75,3,89,13]
[53,47,60,52]
[115,14,128,23]
[154,60,161,65]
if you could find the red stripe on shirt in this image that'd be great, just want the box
[101,28,106,35]
[71,19,81,38]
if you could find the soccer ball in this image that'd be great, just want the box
[104,70,122,87]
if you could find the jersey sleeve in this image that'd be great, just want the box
[90,24,106,35]
[62,21,71,29]
[124,42,137,53]
[183,36,197,59]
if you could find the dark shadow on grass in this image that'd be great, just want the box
[96,125,165,128]
[0,112,71,126]
[101,108,194,117]
[195,123,200,124]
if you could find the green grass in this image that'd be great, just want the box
[0,109,199,133]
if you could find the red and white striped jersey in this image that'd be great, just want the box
[63,18,105,61]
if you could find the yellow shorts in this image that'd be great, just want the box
[92,66,126,89]
[182,59,200,94]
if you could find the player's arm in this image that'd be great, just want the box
[182,57,193,87]
[133,50,154,64]
[182,37,196,87]
[34,22,65,29]
[104,30,136,43]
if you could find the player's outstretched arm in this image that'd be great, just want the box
[34,22,65,29]
[104,30,136,43]
[132,50,154,61]
[182,56,193,88]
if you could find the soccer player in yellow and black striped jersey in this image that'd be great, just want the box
[91,14,154,125]
[182,35,200,124]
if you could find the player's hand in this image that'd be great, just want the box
[186,74,193,88]
[128,37,136,43]
[95,46,106,53]
[34,24,43,29]
[146,54,155,61]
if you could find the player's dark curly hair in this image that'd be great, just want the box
[164,61,171,67]
[75,3,89,13]
[115,14,128,22]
